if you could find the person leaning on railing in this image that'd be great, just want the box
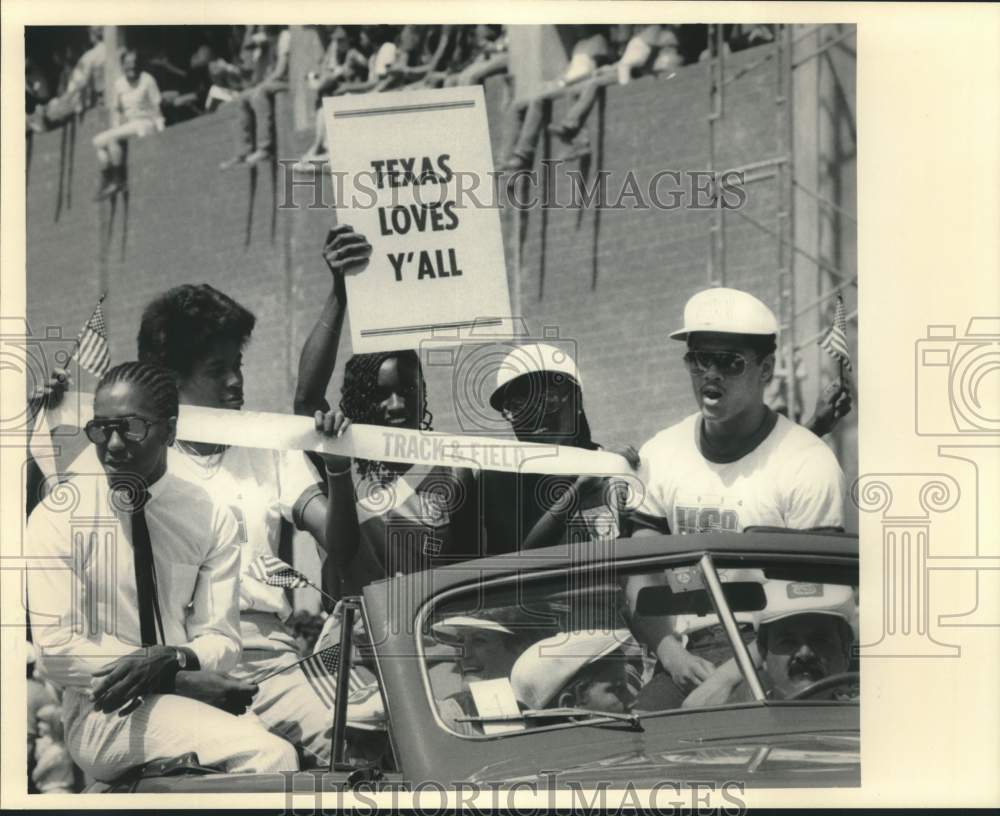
[499,25,611,172]
[91,48,165,201]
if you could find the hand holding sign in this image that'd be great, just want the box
[322,224,373,291]
[323,86,512,353]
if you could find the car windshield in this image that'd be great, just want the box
[421,554,859,737]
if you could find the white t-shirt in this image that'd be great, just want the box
[637,412,845,534]
[168,445,324,651]
[113,71,162,125]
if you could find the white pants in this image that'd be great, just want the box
[64,689,297,783]
[234,649,336,769]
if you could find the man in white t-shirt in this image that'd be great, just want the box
[92,49,164,201]
[626,287,847,708]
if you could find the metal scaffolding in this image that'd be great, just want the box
[705,23,858,418]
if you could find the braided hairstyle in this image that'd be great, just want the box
[339,350,433,482]
[137,284,255,380]
[96,361,179,420]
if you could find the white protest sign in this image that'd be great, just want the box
[323,87,512,354]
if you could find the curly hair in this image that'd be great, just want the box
[136,284,255,380]
[96,361,179,421]
[339,350,432,482]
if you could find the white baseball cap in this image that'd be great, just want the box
[510,629,636,710]
[755,581,855,629]
[670,287,779,341]
[489,343,582,411]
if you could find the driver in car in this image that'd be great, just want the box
[683,581,857,705]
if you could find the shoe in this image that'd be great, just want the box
[26,111,47,134]
[94,179,122,201]
[93,171,121,202]
[560,134,592,162]
[244,149,274,166]
[293,154,328,173]
[547,122,576,141]
[500,153,532,173]
[219,154,248,171]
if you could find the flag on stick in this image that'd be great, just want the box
[247,554,311,589]
[71,294,110,377]
[246,553,340,606]
[819,293,853,374]
[259,643,372,713]
[299,644,367,707]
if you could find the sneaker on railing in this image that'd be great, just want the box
[219,153,248,171]
[499,152,533,173]
[293,153,329,173]
[559,133,592,162]
[547,122,577,141]
[244,149,274,166]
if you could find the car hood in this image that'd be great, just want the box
[466,732,860,788]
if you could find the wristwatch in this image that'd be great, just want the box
[173,647,188,670]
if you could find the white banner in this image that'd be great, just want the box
[68,395,633,477]
[323,87,512,354]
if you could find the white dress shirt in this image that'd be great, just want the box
[26,468,242,690]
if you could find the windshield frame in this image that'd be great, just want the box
[414,549,858,739]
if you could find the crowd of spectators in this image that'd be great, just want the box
[24,23,776,197]
[27,645,78,794]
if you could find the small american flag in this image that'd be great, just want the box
[819,293,853,372]
[247,554,310,589]
[299,644,366,709]
[72,295,110,377]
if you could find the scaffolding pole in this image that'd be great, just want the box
[774,24,797,415]
[706,23,726,286]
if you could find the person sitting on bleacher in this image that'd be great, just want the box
[219,25,291,169]
[547,24,683,162]
[441,24,510,89]
[500,25,611,172]
[92,49,165,201]
[27,26,107,134]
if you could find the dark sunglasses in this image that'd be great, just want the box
[683,350,750,377]
[500,377,573,421]
[84,416,168,445]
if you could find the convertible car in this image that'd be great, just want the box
[119,529,860,792]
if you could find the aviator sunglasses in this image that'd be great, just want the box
[682,350,751,377]
[84,416,169,445]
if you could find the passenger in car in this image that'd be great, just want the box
[137,284,355,770]
[626,287,848,709]
[26,362,297,782]
[297,224,483,593]
[510,629,643,716]
[432,616,545,733]
[484,343,640,554]
[314,350,482,594]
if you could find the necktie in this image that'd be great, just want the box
[129,491,162,647]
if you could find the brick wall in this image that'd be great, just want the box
[26,46,857,567]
